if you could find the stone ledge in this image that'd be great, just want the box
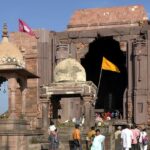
[0,129,43,136]
[28,144,41,150]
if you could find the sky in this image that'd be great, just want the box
[0,0,150,114]
[0,0,150,33]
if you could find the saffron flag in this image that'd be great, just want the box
[101,57,120,73]
[18,19,38,38]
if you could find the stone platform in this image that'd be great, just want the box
[0,119,43,150]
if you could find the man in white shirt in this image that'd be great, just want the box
[91,129,105,150]
[121,125,133,150]
[48,121,56,134]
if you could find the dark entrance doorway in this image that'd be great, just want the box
[81,36,127,115]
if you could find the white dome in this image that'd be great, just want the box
[0,23,25,68]
[54,58,86,82]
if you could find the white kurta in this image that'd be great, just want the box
[121,128,133,148]
[91,134,105,150]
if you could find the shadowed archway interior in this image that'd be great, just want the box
[81,36,127,114]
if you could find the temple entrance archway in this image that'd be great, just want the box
[81,36,127,115]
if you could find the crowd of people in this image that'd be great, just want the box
[72,124,106,150]
[95,110,122,127]
[115,124,149,150]
[48,121,105,150]
[86,126,105,150]
[47,118,149,150]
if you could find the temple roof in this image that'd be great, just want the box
[67,5,148,31]
[0,23,25,68]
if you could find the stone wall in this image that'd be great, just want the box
[9,32,38,119]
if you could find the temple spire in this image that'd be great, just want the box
[1,23,9,43]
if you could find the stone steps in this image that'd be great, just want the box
[29,124,115,150]
[29,127,87,150]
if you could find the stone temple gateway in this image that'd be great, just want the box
[0,4,150,150]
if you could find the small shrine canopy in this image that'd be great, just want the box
[67,5,148,31]
[0,23,38,79]
[0,23,25,68]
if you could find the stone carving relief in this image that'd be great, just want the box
[75,42,89,60]
[48,103,53,118]
[37,103,42,118]
[0,56,25,67]
[30,117,38,129]
[19,136,26,150]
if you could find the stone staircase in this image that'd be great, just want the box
[42,127,87,150]
[28,122,116,150]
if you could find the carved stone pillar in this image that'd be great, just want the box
[22,80,27,115]
[41,98,49,129]
[8,78,17,119]
[80,98,84,115]
[127,40,133,122]
[127,97,133,122]
[83,96,94,128]
[132,39,148,124]
[9,89,16,119]
[22,88,27,116]
[123,89,127,119]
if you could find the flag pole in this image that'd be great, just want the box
[96,68,103,97]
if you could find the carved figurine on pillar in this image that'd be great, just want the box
[37,103,42,118]
[21,79,27,117]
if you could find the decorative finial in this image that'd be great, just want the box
[2,23,8,38]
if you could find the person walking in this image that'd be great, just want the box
[72,124,82,150]
[90,129,105,150]
[48,121,59,150]
[115,126,122,150]
[135,125,141,150]
[139,128,148,150]
[121,125,133,150]
[131,125,140,150]
[86,126,96,150]
[48,121,56,134]
[48,128,59,150]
